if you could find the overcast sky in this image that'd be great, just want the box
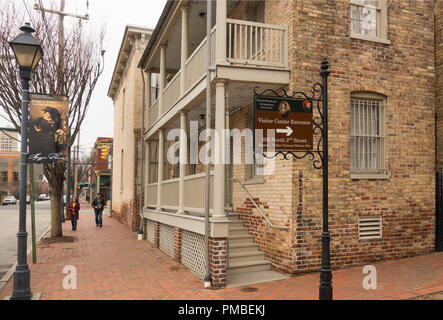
[1,0,166,154]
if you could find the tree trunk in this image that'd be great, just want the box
[44,162,65,238]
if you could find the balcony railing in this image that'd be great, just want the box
[162,70,182,117]
[184,26,216,93]
[145,172,214,214]
[148,98,159,128]
[227,18,288,68]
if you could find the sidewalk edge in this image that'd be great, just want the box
[0,225,51,291]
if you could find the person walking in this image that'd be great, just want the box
[92,192,106,227]
[67,197,80,231]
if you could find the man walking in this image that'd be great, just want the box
[92,192,106,227]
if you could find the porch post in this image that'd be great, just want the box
[213,80,227,219]
[178,110,188,214]
[215,0,227,64]
[144,139,150,209]
[159,44,167,117]
[156,129,164,211]
[145,70,151,129]
[180,5,189,96]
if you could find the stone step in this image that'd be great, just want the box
[228,250,265,264]
[229,234,255,245]
[228,227,250,237]
[227,259,272,276]
[228,242,260,254]
[228,220,245,229]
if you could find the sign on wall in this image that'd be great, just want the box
[28,94,69,163]
[254,95,313,152]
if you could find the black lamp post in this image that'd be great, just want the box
[8,22,43,300]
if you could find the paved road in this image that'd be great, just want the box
[0,201,52,278]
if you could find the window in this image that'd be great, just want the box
[350,0,389,43]
[120,149,124,192]
[121,88,126,130]
[1,136,13,152]
[13,172,18,181]
[1,171,7,182]
[151,73,160,105]
[148,140,159,183]
[350,93,387,178]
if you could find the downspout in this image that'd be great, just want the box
[204,0,213,289]
[138,68,146,240]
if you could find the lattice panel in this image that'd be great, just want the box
[181,230,206,278]
[146,220,155,244]
[159,223,175,258]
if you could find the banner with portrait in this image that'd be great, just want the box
[28,94,69,163]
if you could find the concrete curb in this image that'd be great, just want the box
[0,225,51,292]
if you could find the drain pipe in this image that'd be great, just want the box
[138,68,146,240]
[204,0,213,289]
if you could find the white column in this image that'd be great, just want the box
[215,0,227,64]
[213,81,226,219]
[178,111,188,214]
[180,5,189,96]
[144,140,150,209]
[159,44,167,117]
[145,70,151,129]
[156,129,164,211]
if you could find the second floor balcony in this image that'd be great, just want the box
[140,0,290,132]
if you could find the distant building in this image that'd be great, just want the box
[0,127,46,200]
[107,25,153,230]
[89,137,113,203]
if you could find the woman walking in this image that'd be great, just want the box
[67,197,80,231]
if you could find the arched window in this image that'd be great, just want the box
[350,92,387,178]
[120,149,124,192]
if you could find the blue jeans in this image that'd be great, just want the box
[71,215,77,230]
[94,208,103,226]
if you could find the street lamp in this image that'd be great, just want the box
[8,22,43,300]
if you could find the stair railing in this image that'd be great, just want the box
[231,176,290,230]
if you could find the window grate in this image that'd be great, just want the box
[358,215,382,239]
[181,230,206,279]
[351,96,386,175]
[159,223,175,258]
[146,219,155,244]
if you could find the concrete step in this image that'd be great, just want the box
[228,251,265,264]
[228,242,260,254]
[227,259,272,276]
[226,270,289,288]
[227,214,241,221]
[228,227,250,237]
[228,220,245,229]
[229,234,255,245]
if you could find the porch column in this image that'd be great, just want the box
[159,44,167,117]
[156,129,165,211]
[215,0,227,64]
[144,139,150,209]
[213,80,227,219]
[178,110,188,214]
[145,70,151,129]
[180,5,189,96]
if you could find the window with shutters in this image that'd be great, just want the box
[350,0,389,44]
[350,93,388,179]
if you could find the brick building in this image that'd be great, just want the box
[109,0,443,289]
[108,26,153,230]
[89,137,113,203]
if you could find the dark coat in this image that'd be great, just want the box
[67,201,80,220]
[92,198,106,210]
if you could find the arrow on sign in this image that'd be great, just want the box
[276,126,293,136]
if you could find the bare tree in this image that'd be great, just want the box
[0,1,104,237]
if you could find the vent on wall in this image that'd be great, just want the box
[358,215,382,239]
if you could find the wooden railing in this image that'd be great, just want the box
[184,26,216,93]
[145,183,158,207]
[162,70,181,117]
[148,98,159,129]
[183,172,214,213]
[161,178,180,210]
[226,18,288,68]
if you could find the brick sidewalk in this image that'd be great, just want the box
[1,210,442,300]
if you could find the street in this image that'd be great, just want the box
[0,201,51,278]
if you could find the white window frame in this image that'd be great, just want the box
[350,92,388,180]
[350,0,390,44]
